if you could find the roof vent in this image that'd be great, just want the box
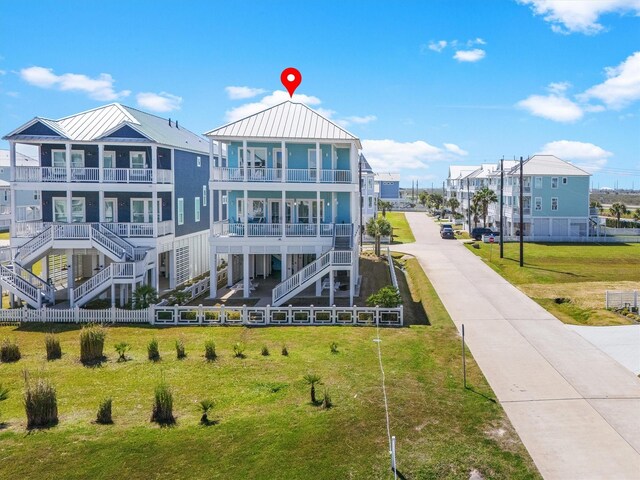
[168,118,172,127]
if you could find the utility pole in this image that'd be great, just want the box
[519,156,524,267]
[500,157,504,259]
[466,178,471,233]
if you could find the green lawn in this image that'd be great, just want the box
[383,212,416,244]
[466,242,640,326]
[0,261,538,479]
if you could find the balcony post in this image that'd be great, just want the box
[98,144,104,183]
[316,141,320,183]
[66,190,72,224]
[9,141,16,182]
[151,145,158,184]
[281,190,286,239]
[243,189,248,238]
[316,190,321,237]
[281,140,286,183]
[65,142,72,183]
[152,190,158,238]
[99,190,104,222]
[243,140,248,181]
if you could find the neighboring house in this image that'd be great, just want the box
[375,172,401,203]
[446,155,591,237]
[2,103,221,308]
[0,150,41,228]
[360,153,377,224]
[205,100,361,306]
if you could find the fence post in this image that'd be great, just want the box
[41,305,46,322]
[331,304,337,324]
[198,304,203,325]
[266,304,271,325]
[400,305,404,326]
[173,305,178,325]
[74,305,80,323]
[220,304,226,324]
[605,290,609,309]
[242,304,248,325]
[288,304,293,324]
[149,305,155,325]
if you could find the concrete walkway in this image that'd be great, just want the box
[393,213,640,480]
[568,325,640,375]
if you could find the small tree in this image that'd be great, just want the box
[204,339,217,361]
[198,399,215,425]
[322,388,332,409]
[303,373,321,405]
[430,193,444,213]
[114,342,131,362]
[366,285,403,308]
[366,217,392,256]
[378,199,393,217]
[175,339,186,360]
[633,208,640,223]
[148,338,160,362]
[475,186,498,227]
[609,202,628,228]
[0,338,21,362]
[418,191,430,207]
[133,285,158,309]
[447,197,460,218]
[96,398,113,424]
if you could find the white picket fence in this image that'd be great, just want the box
[0,304,403,327]
[605,290,639,309]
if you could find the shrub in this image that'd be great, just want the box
[132,285,158,309]
[233,342,246,359]
[303,373,321,405]
[175,339,186,360]
[96,398,113,424]
[261,345,270,356]
[79,325,106,364]
[151,382,174,425]
[169,290,191,306]
[366,285,403,308]
[148,338,160,362]
[114,342,131,362]
[281,345,289,356]
[204,340,217,361]
[322,388,332,409]
[198,398,215,425]
[44,333,61,361]
[23,373,58,429]
[330,341,339,354]
[1,338,21,363]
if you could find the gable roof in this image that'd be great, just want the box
[359,153,374,173]
[375,172,400,182]
[4,103,210,154]
[0,149,38,166]
[510,155,591,176]
[448,165,480,180]
[205,101,362,148]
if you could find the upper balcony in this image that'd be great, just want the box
[14,167,173,184]
[211,167,352,184]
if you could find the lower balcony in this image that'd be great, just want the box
[13,220,175,238]
[211,220,353,238]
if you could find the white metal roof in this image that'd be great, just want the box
[0,149,37,166]
[510,155,591,176]
[205,101,362,149]
[375,173,400,182]
[4,103,210,154]
[448,165,480,180]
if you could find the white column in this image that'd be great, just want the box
[349,266,355,306]
[151,145,158,184]
[316,190,321,236]
[152,189,158,237]
[243,252,250,299]
[42,255,49,281]
[98,144,104,183]
[227,254,234,287]
[9,141,16,182]
[98,190,105,222]
[329,273,335,306]
[281,140,286,183]
[332,192,336,223]
[315,246,322,296]
[66,190,72,224]
[281,250,288,281]
[281,190,286,238]
[316,141,320,183]
[169,250,176,289]
[210,252,217,298]
[65,143,72,183]
[243,140,248,181]
[243,189,248,238]
[111,283,116,307]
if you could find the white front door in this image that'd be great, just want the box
[103,198,118,223]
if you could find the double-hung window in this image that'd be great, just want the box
[535,177,542,189]
[52,150,66,168]
[551,197,558,211]
[103,151,115,169]
[195,197,201,222]
[551,177,558,189]
[130,152,146,169]
[202,186,207,207]
[177,198,184,225]
[308,149,318,181]
[71,151,84,168]
[534,197,542,211]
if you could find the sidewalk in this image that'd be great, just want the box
[393,213,640,479]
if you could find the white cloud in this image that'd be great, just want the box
[19,66,130,101]
[225,90,321,122]
[427,40,448,52]
[579,51,640,109]
[344,115,377,125]
[472,37,486,45]
[517,82,584,122]
[0,69,6,76]
[362,139,461,171]
[548,81,572,94]
[136,92,182,112]
[225,85,266,100]
[444,143,468,156]
[518,0,640,34]
[539,140,613,172]
[453,49,486,62]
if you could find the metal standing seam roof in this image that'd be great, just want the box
[204,101,362,149]
[509,155,591,176]
[4,103,211,154]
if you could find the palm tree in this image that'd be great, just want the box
[430,193,444,212]
[303,373,321,404]
[470,198,481,228]
[609,202,627,228]
[447,197,460,217]
[418,191,430,208]
[474,186,498,227]
[198,399,215,425]
[377,199,393,217]
[132,284,158,309]
[633,208,640,222]
[366,217,392,256]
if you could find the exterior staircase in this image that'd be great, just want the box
[0,262,55,309]
[271,249,352,306]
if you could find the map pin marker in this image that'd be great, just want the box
[281,67,302,98]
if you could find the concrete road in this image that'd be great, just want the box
[393,213,640,480]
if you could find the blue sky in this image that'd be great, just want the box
[1,0,639,188]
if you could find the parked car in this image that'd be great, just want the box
[440,223,453,232]
[441,227,455,239]
[470,227,498,240]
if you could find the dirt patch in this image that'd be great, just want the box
[519,281,640,310]
[484,418,525,454]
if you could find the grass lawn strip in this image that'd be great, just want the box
[465,242,640,326]
[0,259,539,479]
[383,212,416,244]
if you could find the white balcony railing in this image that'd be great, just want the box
[13,167,173,184]
[13,220,174,238]
[211,221,346,238]
[211,167,352,184]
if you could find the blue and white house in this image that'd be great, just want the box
[2,103,220,308]
[205,101,361,306]
[360,153,377,225]
[375,172,401,204]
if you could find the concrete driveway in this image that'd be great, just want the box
[567,325,640,375]
[392,213,640,480]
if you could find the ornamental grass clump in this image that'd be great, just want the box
[96,398,113,425]
[175,339,186,360]
[79,324,106,365]
[44,333,61,361]
[151,382,175,425]
[281,345,289,356]
[330,341,339,354]
[322,388,332,409]
[233,342,246,359]
[148,338,160,362]
[204,339,217,361]
[1,338,21,363]
[261,345,270,356]
[23,372,58,429]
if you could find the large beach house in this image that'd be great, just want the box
[206,101,361,306]
[2,103,220,308]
